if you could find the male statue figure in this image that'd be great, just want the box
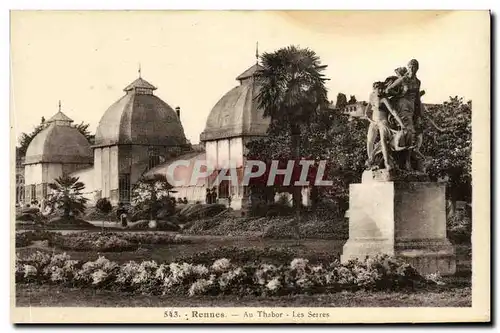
[364,81,405,171]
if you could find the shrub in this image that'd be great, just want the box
[176,204,226,223]
[250,201,293,218]
[15,231,58,248]
[16,207,48,225]
[96,198,113,215]
[312,199,345,221]
[83,207,117,222]
[447,214,471,244]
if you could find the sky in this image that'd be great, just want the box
[10,10,489,144]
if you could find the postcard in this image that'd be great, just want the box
[10,10,490,324]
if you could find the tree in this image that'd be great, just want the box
[420,96,472,206]
[348,95,357,104]
[255,45,329,232]
[18,123,45,156]
[95,198,112,215]
[95,197,113,230]
[335,93,348,109]
[47,175,88,219]
[131,174,176,221]
[73,121,95,144]
[246,109,367,218]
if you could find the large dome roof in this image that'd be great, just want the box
[24,111,93,165]
[200,64,270,142]
[94,77,187,147]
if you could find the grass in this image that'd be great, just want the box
[15,283,471,307]
[16,236,346,264]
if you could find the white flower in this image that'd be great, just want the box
[193,264,209,276]
[23,265,37,278]
[296,277,312,289]
[154,264,169,281]
[131,261,158,284]
[311,264,323,273]
[116,261,140,284]
[188,278,213,297]
[290,258,309,271]
[91,269,108,284]
[255,264,277,285]
[211,258,231,272]
[266,277,281,291]
[426,273,446,285]
[49,267,66,282]
[218,267,244,290]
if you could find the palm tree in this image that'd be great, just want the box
[255,45,329,237]
[47,175,88,219]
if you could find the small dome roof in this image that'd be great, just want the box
[94,76,187,147]
[200,63,270,142]
[24,111,92,165]
[47,111,73,124]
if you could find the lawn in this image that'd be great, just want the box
[15,234,347,264]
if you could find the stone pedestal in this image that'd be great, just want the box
[341,176,456,275]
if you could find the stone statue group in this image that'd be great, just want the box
[364,58,444,174]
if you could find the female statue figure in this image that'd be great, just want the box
[366,59,426,172]
[383,59,422,170]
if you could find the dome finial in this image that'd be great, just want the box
[138,63,142,78]
[58,100,61,112]
[255,41,259,65]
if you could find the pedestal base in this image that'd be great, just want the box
[341,179,456,275]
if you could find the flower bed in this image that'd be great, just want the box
[50,232,137,252]
[181,215,348,240]
[16,231,191,252]
[16,251,440,297]
[176,246,340,266]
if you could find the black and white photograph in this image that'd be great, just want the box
[9,10,490,324]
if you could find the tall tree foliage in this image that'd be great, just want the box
[247,110,367,216]
[335,93,348,109]
[131,174,176,221]
[420,96,472,203]
[255,45,329,226]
